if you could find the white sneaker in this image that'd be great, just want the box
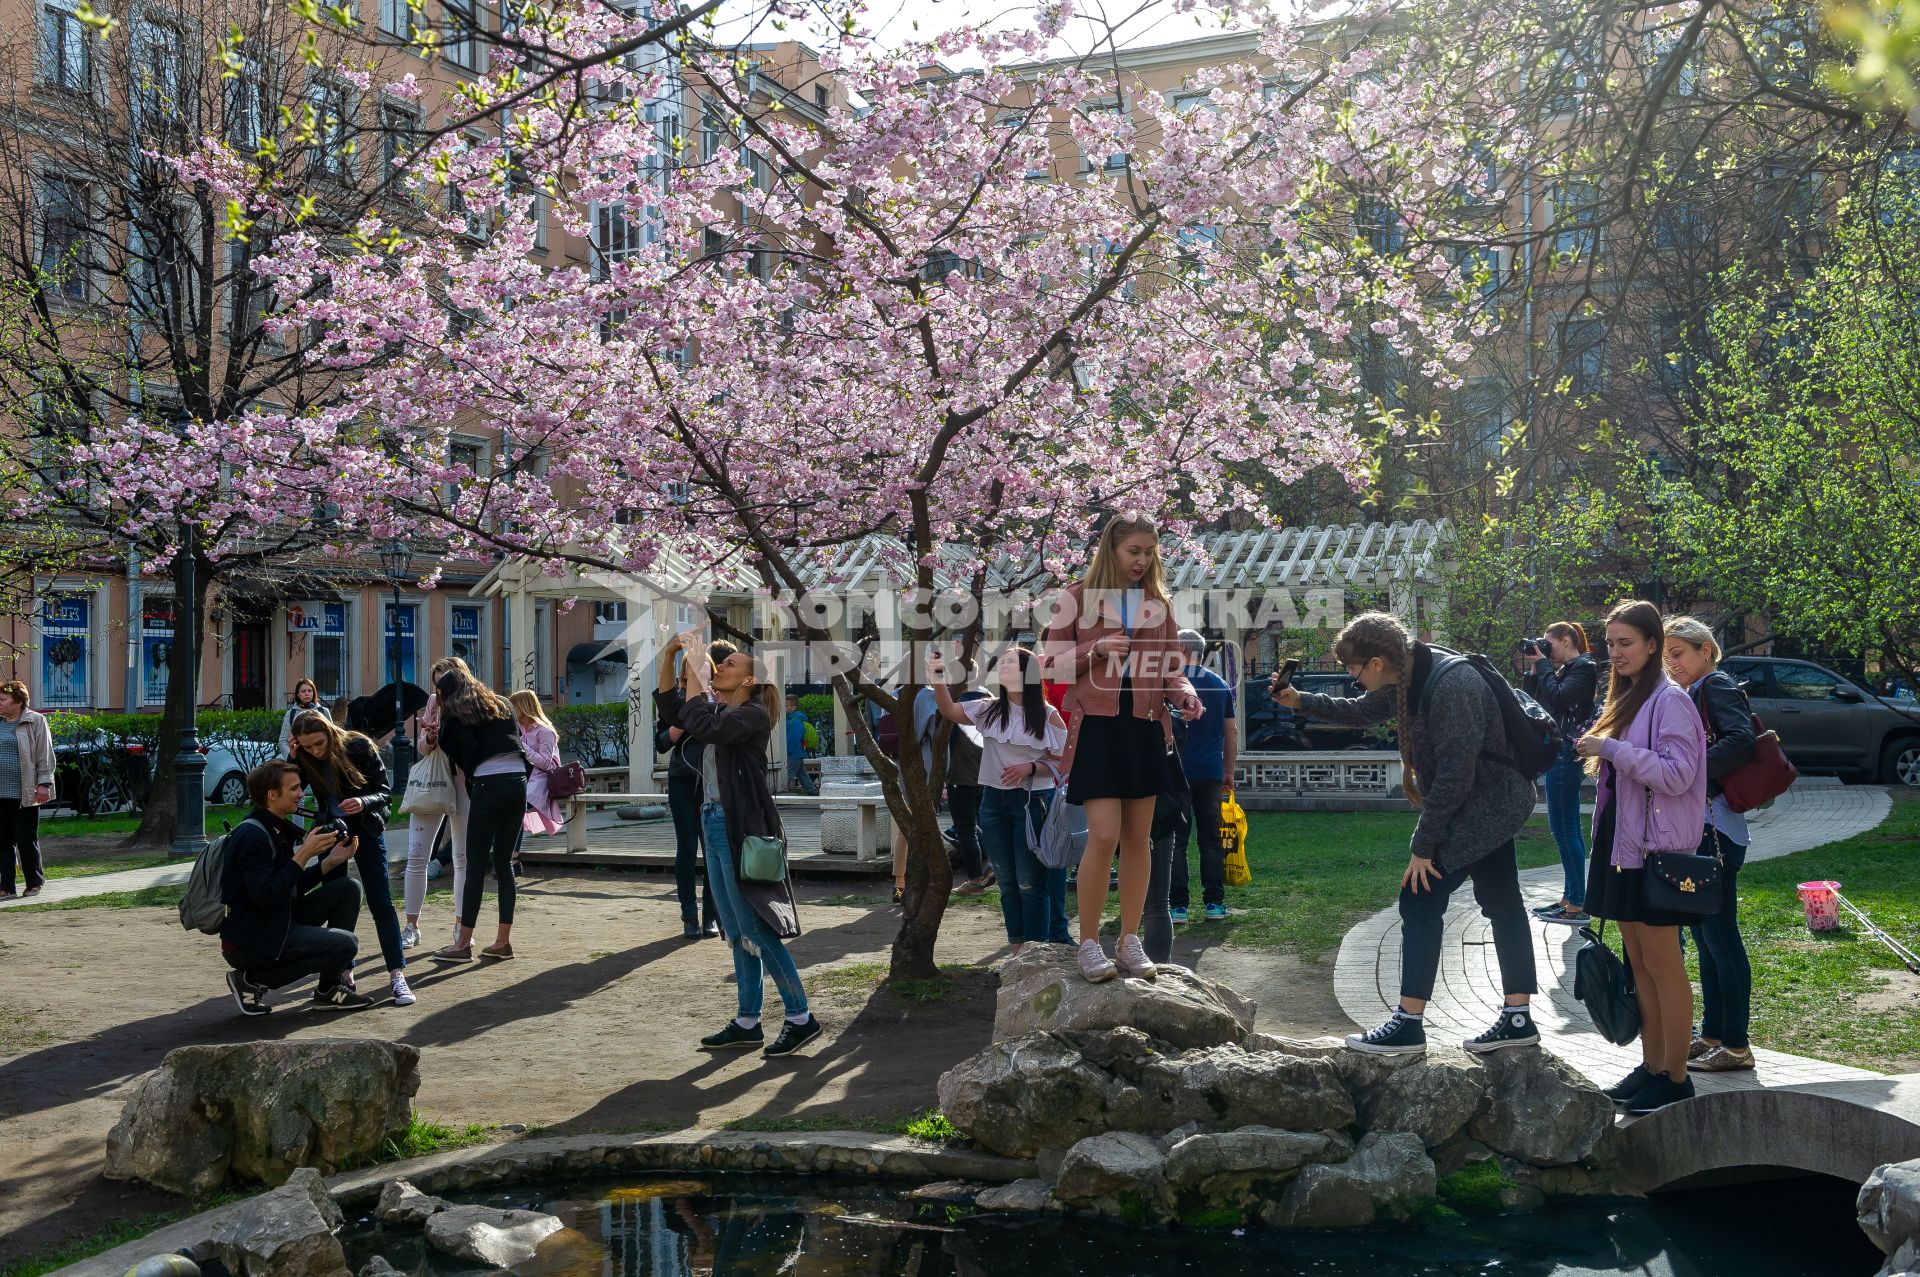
[1077,939,1117,983]
[389,974,416,1007]
[400,923,421,949]
[1114,933,1158,981]
[426,860,444,880]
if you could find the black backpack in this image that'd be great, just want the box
[1573,922,1641,1046]
[1422,647,1565,780]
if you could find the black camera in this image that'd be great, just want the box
[318,818,351,842]
[1521,636,1550,658]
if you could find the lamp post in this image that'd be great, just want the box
[170,514,207,861]
[380,539,414,797]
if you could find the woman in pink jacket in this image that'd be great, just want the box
[1574,598,1708,1117]
[511,690,565,836]
[1043,515,1203,985]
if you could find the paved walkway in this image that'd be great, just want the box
[1333,778,1894,1092]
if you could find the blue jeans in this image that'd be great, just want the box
[700,802,808,1019]
[1692,831,1751,1049]
[785,755,815,794]
[350,831,405,972]
[977,786,1069,945]
[1543,741,1587,907]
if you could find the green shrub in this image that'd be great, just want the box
[901,1110,962,1143]
[797,693,836,753]
[550,702,628,766]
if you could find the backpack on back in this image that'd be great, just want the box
[1422,647,1564,781]
[178,817,258,935]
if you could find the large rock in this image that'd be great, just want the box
[1463,1048,1610,1167]
[1052,1132,1167,1206]
[1862,1159,1920,1255]
[1161,1127,1350,1193]
[993,946,1255,1050]
[106,1041,419,1196]
[1266,1132,1436,1229]
[375,1179,447,1225]
[937,1034,1121,1158]
[206,1168,348,1277]
[1121,1043,1357,1133]
[974,1179,1059,1213]
[1348,1049,1493,1148]
[424,1205,564,1268]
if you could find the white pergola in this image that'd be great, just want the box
[471,519,1454,780]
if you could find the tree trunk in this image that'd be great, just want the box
[120,557,209,851]
[886,741,951,982]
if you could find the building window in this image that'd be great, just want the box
[1456,381,1507,458]
[1560,317,1607,395]
[1647,28,1702,97]
[139,595,175,707]
[1551,181,1602,261]
[444,0,485,72]
[1454,244,1501,298]
[1652,196,1705,252]
[506,151,546,250]
[1356,197,1403,254]
[380,101,421,179]
[307,80,353,178]
[380,0,415,40]
[229,241,275,343]
[40,592,91,708]
[1172,91,1211,116]
[592,202,645,280]
[593,600,628,626]
[133,19,185,136]
[814,83,828,109]
[40,2,91,93]
[699,104,727,163]
[382,602,418,686]
[1081,101,1128,172]
[227,55,263,150]
[1547,48,1588,116]
[38,176,91,303]
[447,437,484,503]
[307,602,349,699]
[450,603,485,682]
[1655,310,1704,392]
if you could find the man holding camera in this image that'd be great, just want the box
[220,760,373,1015]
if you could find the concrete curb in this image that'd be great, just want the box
[52,1130,1034,1277]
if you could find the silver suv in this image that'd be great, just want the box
[1720,657,1920,787]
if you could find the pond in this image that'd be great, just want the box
[341,1172,1878,1277]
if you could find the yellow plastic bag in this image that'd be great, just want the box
[1219,790,1251,887]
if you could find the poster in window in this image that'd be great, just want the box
[450,606,482,677]
[41,595,89,708]
[141,596,175,705]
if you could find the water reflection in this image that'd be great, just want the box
[340,1174,1875,1277]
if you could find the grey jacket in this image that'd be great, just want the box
[1293,644,1537,871]
[9,709,55,807]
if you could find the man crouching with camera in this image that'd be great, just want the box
[220,759,373,1016]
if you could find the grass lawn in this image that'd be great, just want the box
[35,805,250,842]
[1705,792,1920,1073]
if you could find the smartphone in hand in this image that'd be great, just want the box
[1271,658,1302,691]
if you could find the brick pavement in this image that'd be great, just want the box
[1332,778,1894,1091]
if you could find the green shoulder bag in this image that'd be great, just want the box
[739,834,788,884]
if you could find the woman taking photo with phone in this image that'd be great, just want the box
[1043,515,1203,984]
[289,711,413,1006]
[429,665,527,965]
[1522,623,1599,926]
[1575,599,1707,1115]
[659,631,820,1057]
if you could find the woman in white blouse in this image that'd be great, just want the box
[931,646,1068,954]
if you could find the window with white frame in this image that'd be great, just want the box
[310,601,350,699]
[38,175,92,303]
[505,150,547,250]
[130,204,187,323]
[34,384,90,498]
[1355,197,1403,253]
[699,103,727,162]
[449,134,489,240]
[1172,91,1211,116]
[1081,100,1128,172]
[307,80,354,178]
[380,101,421,180]
[226,54,263,150]
[1456,380,1508,459]
[132,17,185,135]
[40,1,92,94]
[380,0,416,40]
[447,436,485,503]
[1454,243,1501,298]
[995,110,1049,179]
[592,201,645,280]
[1647,27,1702,97]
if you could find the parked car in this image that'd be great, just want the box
[53,732,151,815]
[1242,673,1396,752]
[1720,656,1920,787]
[201,743,250,807]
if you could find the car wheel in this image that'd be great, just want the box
[87,774,133,815]
[1884,737,1920,788]
[214,773,248,807]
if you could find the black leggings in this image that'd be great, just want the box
[461,772,528,929]
[667,770,716,926]
[0,800,43,892]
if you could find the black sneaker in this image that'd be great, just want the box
[312,984,375,1011]
[700,1021,765,1051]
[1345,1011,1427,1056]
[1605,1064,1654,1104]
[764,1015,824,1058]
[682,920,703,939]
[1531,901,1563,917]
[1462,1006,1540,1054]
[226,970,271,1017]
[1623,1072,1696,1116]
[1538,905,1592,927]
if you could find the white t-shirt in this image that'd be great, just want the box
[960,697,1067,791]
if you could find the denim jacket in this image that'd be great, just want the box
[1594,677,1708,868]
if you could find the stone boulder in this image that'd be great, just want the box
[1118,1042,1357,1134]
[206,1168,348,1277]
[424,1205,564,1268]
[1052,1132,1167,1207]
[974,1179,1059,1213]
[993,946,1255,1050]
[1162,1127,1350,1194]
[375,1179,447,1225]
[106,1041,419,1196]
[1862,1159,1920,1256]
[1266,1132,1436,1229]
[1462,1048,1610,1167]
[1346,1049,1493,1148]
[936,1034,1122,1158]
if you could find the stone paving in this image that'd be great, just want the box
[1333,778,1894,1092]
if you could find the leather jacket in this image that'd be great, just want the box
[1524,653,1598,736]
[1690,669,1757,800]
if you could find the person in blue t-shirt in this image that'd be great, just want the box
[783,694,817,795]
[1171,630,1238,922]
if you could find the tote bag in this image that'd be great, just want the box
[400,748,457,818]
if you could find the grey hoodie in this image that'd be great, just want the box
[1292,644,1537,871]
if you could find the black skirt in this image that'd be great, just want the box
[1584,796,1697,928]
[1067,681,1176,804]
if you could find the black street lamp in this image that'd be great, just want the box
[170,420,207,861]
[379,539,414,797]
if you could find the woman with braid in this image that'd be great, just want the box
[1271,612,1539,1056]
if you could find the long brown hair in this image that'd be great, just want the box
[1331,612,1422,807]
[1546,620,1589,655]
[290,709,370,793]
[1081,514,1171,608]
[1584,599,1666,775]
[437,665,514,725]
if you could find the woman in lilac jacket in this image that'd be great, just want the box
[1574,599,1708,1117]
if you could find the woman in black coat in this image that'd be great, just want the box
[659,630,820,1058]
[655,639,733,940]
[1521,621,1600,925]
[289,710,412,1005]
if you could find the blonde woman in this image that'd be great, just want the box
[1042,515,1203,984]
[402,656,473,950]
[511,690,565,836]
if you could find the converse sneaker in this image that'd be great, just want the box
[226,970,272,1017]
[1689,1045,1755,1073]
[1624,1073,1696,1115]
[1204,903,1229,921]
[389,974,416,1007]
[1605,1064,1654,1104]
[700,1020,765,1051]
[1114,933,1157,981]
[1077,939,1117,984]
[1347,1010,1427,1056]
[1169,907,1188,924]
[1462,1005,1540,1054]
[764,1015,824,1058]
[400,923,421,949]
[312,984,375,1011]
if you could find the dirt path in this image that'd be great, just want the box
[0,869,1353,1255]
